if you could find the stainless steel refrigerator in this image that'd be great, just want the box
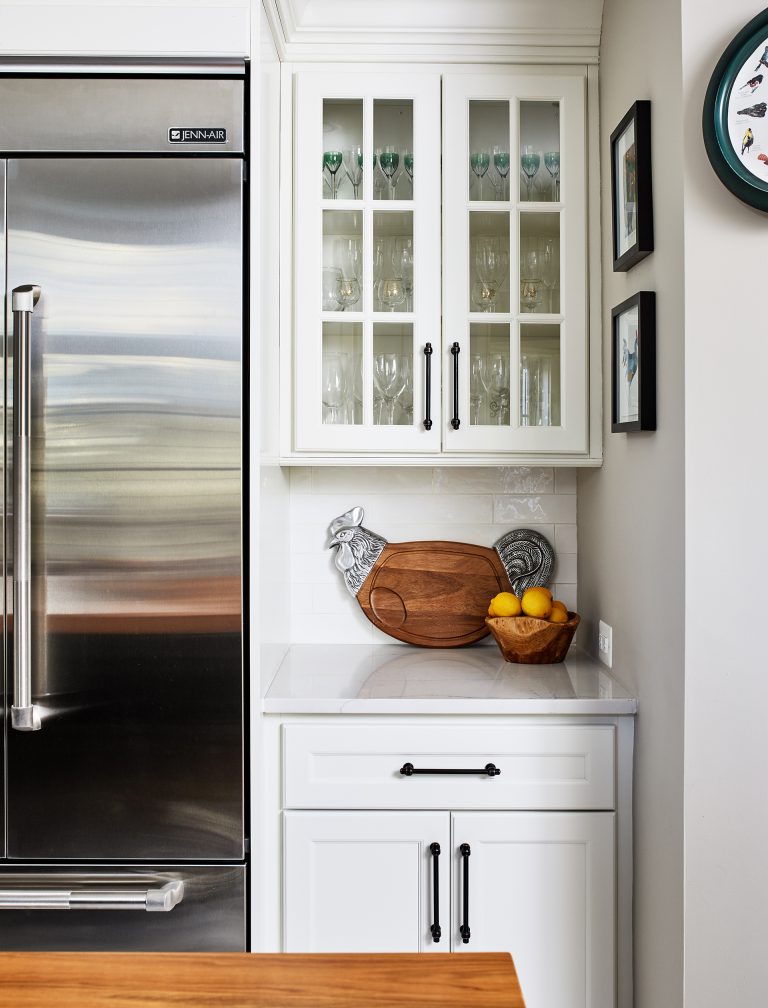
[0,60,246,950]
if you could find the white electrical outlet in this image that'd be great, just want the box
[598,620,613,668]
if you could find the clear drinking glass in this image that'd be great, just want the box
[394,239,414,311]
[520,145,541,201]
[321,266,343,310]
[373,353,410,424]
[492,146,511,200]
[377,277,407,312]
[403,149,414,191]
[487,352,510,425]
[322,352,349,423]
[471,279,497,313]
[520,278,544,313]
[544,151,560,201]
[344,146,364,199]
[336,277,361,311]
[475,239,508,288]
[470,150,491,200]
[323,150,344,199]
[470,354,488,425]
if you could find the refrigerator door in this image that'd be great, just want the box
[0,865,246,951]
[4,158,243,860]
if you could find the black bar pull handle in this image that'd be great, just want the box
[429,842,441,942]
[400,763,500,777]
[423,343,433,430]
[450,342,461,429]
[459,843,471,944]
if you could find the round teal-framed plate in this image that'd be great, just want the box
[704,8,768,211]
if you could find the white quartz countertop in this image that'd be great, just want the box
[263,644,637,715]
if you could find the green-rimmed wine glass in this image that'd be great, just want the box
[492,146,511,200]
[544,151,560,201]
[470,150,490,200]
[379,145,400,198]
[345,146,363,199]
[404,149,414,193]
[323,150,343,199]
[520,145,541,201]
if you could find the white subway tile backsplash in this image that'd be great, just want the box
[433,466,555,494]
[555,523,578,554]
[287,467,579,643]
[311,467,434,495]
[493,494,577,525]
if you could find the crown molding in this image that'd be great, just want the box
[268,0,602,63]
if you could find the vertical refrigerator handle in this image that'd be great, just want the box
[11,284,42,732]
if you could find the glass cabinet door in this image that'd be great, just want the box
[442,71,588,455]
[294,71,441,453]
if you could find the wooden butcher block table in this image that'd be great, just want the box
[0,953,526,1007]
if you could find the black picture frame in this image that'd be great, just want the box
[703,8,768,213]
[610,101,654,272]
[611,291,656,433]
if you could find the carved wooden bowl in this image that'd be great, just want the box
[485,613,580,664]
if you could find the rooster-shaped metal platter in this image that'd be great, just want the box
[328,506,554,648]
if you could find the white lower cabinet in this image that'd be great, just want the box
[451,811,615,1008]
[283,808,615,1007]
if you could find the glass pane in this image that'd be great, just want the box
[322,99,363,200]
[372,324,414,425]
[373,212,413,312]
[520,323,561,427]
[322,211,363,312]
[469,100,510,201]
[469,323,511,426]
[373,99,413,200]
[469,213,510,314]
[322,323,363,425]
[519,100,560,202]
[520,213,560,314]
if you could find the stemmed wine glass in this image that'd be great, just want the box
[492,146,511,200]
[377,277,407,312]
[470,150,490,200]
[322,266,344,310]
[475,238,509,309]
[345,146,364,199]
[541,237,558,312]
[323,150,344,199]
[373,353,410,425]
[520,145,541,201]
[322,352,349,424]
[379,145,400,198]
[470,354,488,425]
[394,239,414,311]
[544,151,560,201]
[471,279,497,313]
[487,352,510,425]
[403,149,413,193]
[336,277,361,311]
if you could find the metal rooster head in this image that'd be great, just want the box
[328,506,387,596]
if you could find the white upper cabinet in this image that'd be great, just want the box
[287,65,595,463]
[442,70,588,455]
[293,70,442,454]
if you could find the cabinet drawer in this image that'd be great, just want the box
[283,724,615,810]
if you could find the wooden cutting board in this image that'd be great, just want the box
[357,540,513,647]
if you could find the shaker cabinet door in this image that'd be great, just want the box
[284,811,449,953]
[451,812,615,1008]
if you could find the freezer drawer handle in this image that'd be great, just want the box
[459,843,471,944]
[400,763,500,777]
[429,842,441,942]
[11,284,42,732]
[0,879,185,912]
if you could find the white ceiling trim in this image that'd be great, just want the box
[268,0,602,62]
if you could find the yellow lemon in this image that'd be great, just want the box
[549,604,569,624]
[488,592,521,617]
[521,586,553,619]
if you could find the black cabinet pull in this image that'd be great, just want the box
[400,763,500,777]
[450,342,461,429]
[459,843,471,944]
[430,842,441,942]
[423,343,433,430]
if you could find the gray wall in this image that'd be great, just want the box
[681,2,768,1004]
[579,0,685,1003]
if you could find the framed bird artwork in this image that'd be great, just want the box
[611,291,656,433]
[610,100,653,271]
[704,8,768,211]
